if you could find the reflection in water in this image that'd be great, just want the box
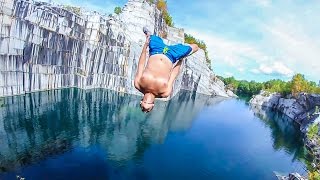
[0,89,225,172]
[250,105,308,164]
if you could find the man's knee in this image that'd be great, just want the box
[190,44,199,53]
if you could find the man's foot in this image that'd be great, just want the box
[143,26,151,36]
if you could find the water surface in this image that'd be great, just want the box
[0,89,308,179]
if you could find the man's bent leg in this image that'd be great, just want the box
[188,44,199,55]
[167,43,196,63]
[149,35,166,56]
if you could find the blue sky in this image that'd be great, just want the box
[46,0,320,82]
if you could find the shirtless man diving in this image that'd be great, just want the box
[134,27,199,113]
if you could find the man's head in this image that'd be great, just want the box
[140,93,155,113]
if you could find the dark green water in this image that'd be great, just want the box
[0,89,309,179]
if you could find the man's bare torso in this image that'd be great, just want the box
[136,54,173,97]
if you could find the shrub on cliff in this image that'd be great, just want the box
[184,33,211,69]
[146,0,155,4]
[307,124,319,140]
[156,0,167,12]
[156,0,174,27]
[163,11,174,27]
[114,6,122,15]
[63,5,81,15]
[308,171,320,180]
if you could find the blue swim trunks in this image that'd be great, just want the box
[149,35,192,63]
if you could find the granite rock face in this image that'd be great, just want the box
[250,92,320,128]
[276,173,307,180]
[0,0,232,98]
[249,91,282,108]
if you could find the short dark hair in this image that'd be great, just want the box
[140,100,154,113]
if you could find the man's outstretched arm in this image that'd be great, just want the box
[134,36,149,89]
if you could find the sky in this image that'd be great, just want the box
[45,0,320,83]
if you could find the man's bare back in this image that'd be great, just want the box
[134,28,199,112]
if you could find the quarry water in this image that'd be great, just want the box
[0,89,309,179]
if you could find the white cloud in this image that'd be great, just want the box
[261,20,320,80]
[250,62,294,77]
[258,62,294,76]
[184,12,319,81]
[177,0,320,81]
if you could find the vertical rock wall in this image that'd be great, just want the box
[0,0,231,98]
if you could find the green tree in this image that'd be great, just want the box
[307,124,319,139]
[308,171,320,180]
[147,0,155,4]
[291,74,309,97]
[263,79,291,96]
[220,73,320,98]
[237,81,251,95]
[156,0,174,27]
[157,0,167,11]
[114,6,122,15]
[163,11,173,27]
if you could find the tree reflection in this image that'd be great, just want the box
[250,105,308,163]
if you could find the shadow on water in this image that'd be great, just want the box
[0,88,226,174]
[250,105,309,166]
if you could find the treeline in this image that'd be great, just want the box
[219,74,320,97]
[184,33,211,68]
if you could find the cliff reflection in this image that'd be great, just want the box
[250,105,306,161]
[0,89,225,172]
